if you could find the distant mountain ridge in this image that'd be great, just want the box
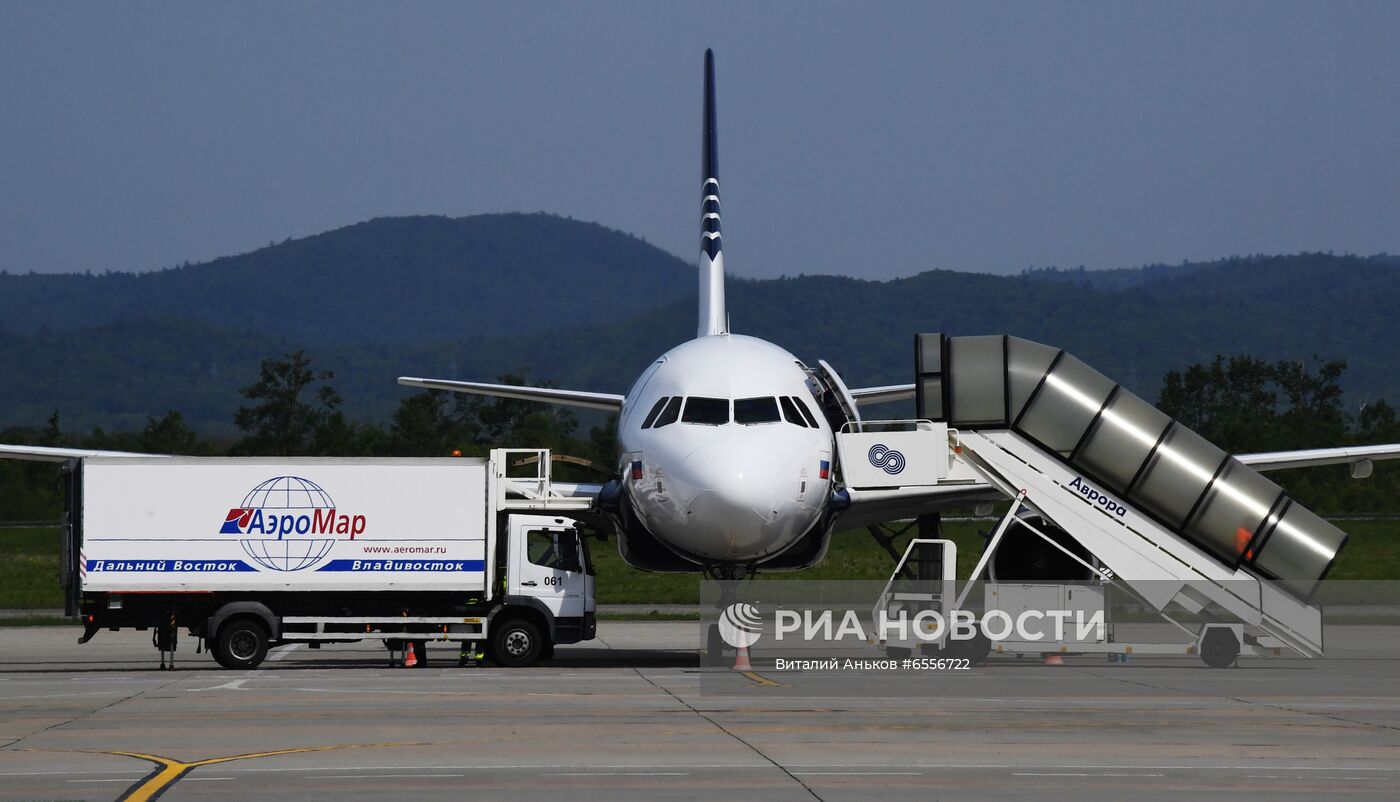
[1021,253,1400,291]
[1,215,1397,433]
[0,213,691,344]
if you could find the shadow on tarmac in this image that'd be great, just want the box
[0,647,700,673]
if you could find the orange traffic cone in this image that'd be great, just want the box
[732,644,752,671]
[404,641,418,668]
[1043,653,1064,666]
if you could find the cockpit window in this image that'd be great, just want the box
[652,396,682,428]
[795,396,820,428]
[681,397,730,425]
[641,397,669,429]
[735,396,780,425]
[780,396,809,427]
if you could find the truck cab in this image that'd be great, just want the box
[498,514,597,663]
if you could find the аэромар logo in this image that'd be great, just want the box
[218,476,366,571]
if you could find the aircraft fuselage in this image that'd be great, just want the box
[616,334,834,569]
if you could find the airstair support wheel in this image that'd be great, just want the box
[915,332,1350,600]
[1200,627,1240,669]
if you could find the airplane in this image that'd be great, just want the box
[395,50,1400,581]
[5,51,1400,590]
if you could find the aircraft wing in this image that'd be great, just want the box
[397,377,625,412]
[1238,443,1400,474]
[0,444,168,463]
[849,383,915,406]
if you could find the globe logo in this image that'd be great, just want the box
[231,476,339,572]
[717,603,764,648]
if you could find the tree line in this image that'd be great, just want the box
[0,351,615,520]
[2,351,1397,520]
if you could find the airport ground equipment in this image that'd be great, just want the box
[847,334,1347,664]
[59,449,596,668]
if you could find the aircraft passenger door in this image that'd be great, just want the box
[510,519,587,619]
[816,359,862,426]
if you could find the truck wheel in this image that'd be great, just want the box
[213,618,269,670]
[489,619,542,667]
[1200,628,1240,669]
[950,630,993,665]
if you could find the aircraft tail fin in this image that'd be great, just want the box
[698,48,728,337]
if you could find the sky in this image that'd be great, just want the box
[2,1,1398,280]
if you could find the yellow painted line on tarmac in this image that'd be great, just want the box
[108,746,347,802]
[83,741,421,802]
[740,670,788,688]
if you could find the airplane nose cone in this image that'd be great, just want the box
[671,442,805,561]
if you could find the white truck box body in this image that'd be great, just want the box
[79,457,491,593]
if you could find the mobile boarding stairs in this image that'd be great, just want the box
[834,335,1345,666]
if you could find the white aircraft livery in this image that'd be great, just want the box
[399,51,902,576]
[392,50,1400,579]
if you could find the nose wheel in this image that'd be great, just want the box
[705,564,752,665]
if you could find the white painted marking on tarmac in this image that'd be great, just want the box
[1013,772,1165,777]
[162,761,1400,777]
[67,778,131,783]
[1,690,123,700]
[0,769,146,778]
[187,777,236,781]
[186,677,251,691]
[231,763,766,774]
[68,676,165,683]
[268,643,302,662]
[293,686,483,696]
[1248,774,1387,781]
[793,772,923,776]
[12,761,1400,780]
[307,773,466,779]
[551,772,690,777]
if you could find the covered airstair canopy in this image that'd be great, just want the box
[913,334,1346,601]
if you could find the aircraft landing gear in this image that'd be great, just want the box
[704,564,752,666]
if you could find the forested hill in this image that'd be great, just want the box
[0,214,691,345]
[0,212,1396,434]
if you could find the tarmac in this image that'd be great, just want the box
[2,622,1399,801]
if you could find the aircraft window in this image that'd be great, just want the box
[641,397,670,429]
[682,397,730,425]
[795,397,821,428]
[653,396,682,428]
[735,396,781,425]
[780,396,809,427]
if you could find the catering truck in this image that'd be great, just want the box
[57,449,599,669]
